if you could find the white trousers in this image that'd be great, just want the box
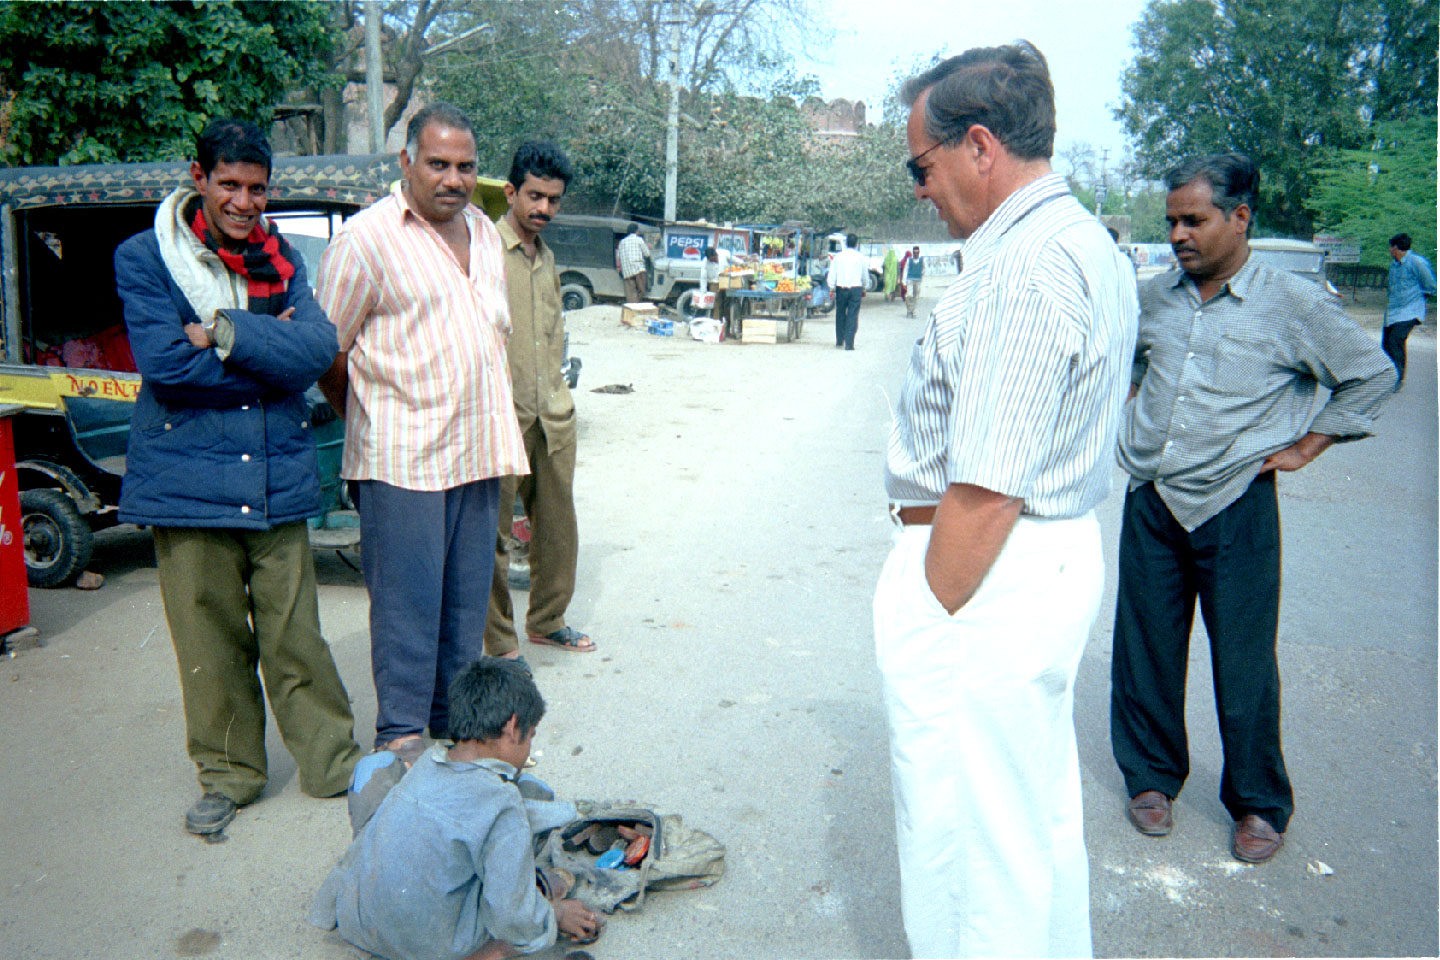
[873,513,1102,959]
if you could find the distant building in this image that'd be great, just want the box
[801,97,866,140]
[1101,215,1132,244]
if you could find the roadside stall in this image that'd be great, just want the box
[717,223,817,342]
[650,220,754,317]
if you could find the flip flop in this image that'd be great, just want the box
[528,626,596,653]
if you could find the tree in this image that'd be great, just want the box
[430,0,862,222]
[0,1,334,166]
[1058,142,1100,193]
[1306,115,1438,266]
[566,0,823,97]
[1116,0,1438,237]
[1119,184,1171,243]
[302,1,497,154]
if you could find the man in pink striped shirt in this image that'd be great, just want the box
[317,103,527,764]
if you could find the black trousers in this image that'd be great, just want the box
[835,286,861,348]
[1382,319,1420,383]
[1110,473,1293,832]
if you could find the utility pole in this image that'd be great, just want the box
[365,0,385,154]
[1094,147,1110,219]
[663,5,682,223]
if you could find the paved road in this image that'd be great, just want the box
[0,295,1432,959]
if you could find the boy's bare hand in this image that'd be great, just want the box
[554,898,602,942]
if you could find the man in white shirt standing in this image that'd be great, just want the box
[876,41,1137,958]
[826,232,867,350]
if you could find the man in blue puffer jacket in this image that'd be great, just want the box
[116,119,361,837]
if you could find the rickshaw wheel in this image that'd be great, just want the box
[20,489,93,588]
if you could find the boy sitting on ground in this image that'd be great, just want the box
[310,659,601,959]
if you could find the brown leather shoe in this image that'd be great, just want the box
[1232,814,1284,863]
[1126,790,1173,836]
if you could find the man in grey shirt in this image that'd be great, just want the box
[1112,152,1394,865]
[878,42,1136,958]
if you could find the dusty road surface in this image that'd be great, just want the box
[1,291,1434,959]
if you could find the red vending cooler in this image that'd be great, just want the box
[0,405,30,635]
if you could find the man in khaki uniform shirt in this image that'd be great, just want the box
[486,142,596,655]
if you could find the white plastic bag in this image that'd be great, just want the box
[688,318,723,343]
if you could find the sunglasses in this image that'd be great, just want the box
[905,141,946,186]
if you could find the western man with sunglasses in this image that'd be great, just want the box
[875,41,1137,958]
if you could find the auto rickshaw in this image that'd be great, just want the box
[0,155,515,586]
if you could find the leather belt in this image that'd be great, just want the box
[890,504,937,526]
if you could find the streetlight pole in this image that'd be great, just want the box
[1094,147,1109,219]
[365,0,384,154]
[663,9,682,223]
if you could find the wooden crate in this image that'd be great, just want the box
[620,303,659,327]
[741,318,790,344]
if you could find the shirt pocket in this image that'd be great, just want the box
[1210,334,1272,396]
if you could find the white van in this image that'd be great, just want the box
[1248,238,1342,297]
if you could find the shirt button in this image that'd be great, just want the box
[164,423,172,431]
[300,421,308,429]
[1186,352,1195,359]
[1177,396,1186,403]
[241,454,251,462]
[241,405,250,411]
[241,505,251,515]
[1193,311,1202,320]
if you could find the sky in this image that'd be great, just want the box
[793,0,1152,178]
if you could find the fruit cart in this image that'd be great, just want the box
[723,288,807,342]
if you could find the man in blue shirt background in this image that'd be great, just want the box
[1383,232,1436,387]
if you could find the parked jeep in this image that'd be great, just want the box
[544,214,663,311]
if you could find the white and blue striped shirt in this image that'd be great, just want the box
[885,173,1138,517]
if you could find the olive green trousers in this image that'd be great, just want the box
[485,422,579,655]
[153,522,360,804]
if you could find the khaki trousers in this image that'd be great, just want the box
[623,271,648,303]
[904,277,922,316]
[153,522,360,804]
[485,421,579,654]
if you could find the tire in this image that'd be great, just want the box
[21,488,93,588]
[864,271,881,293]
[560,283,592,312]
[675,287,701,319]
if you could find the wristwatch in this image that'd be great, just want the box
[202,311,220,346]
